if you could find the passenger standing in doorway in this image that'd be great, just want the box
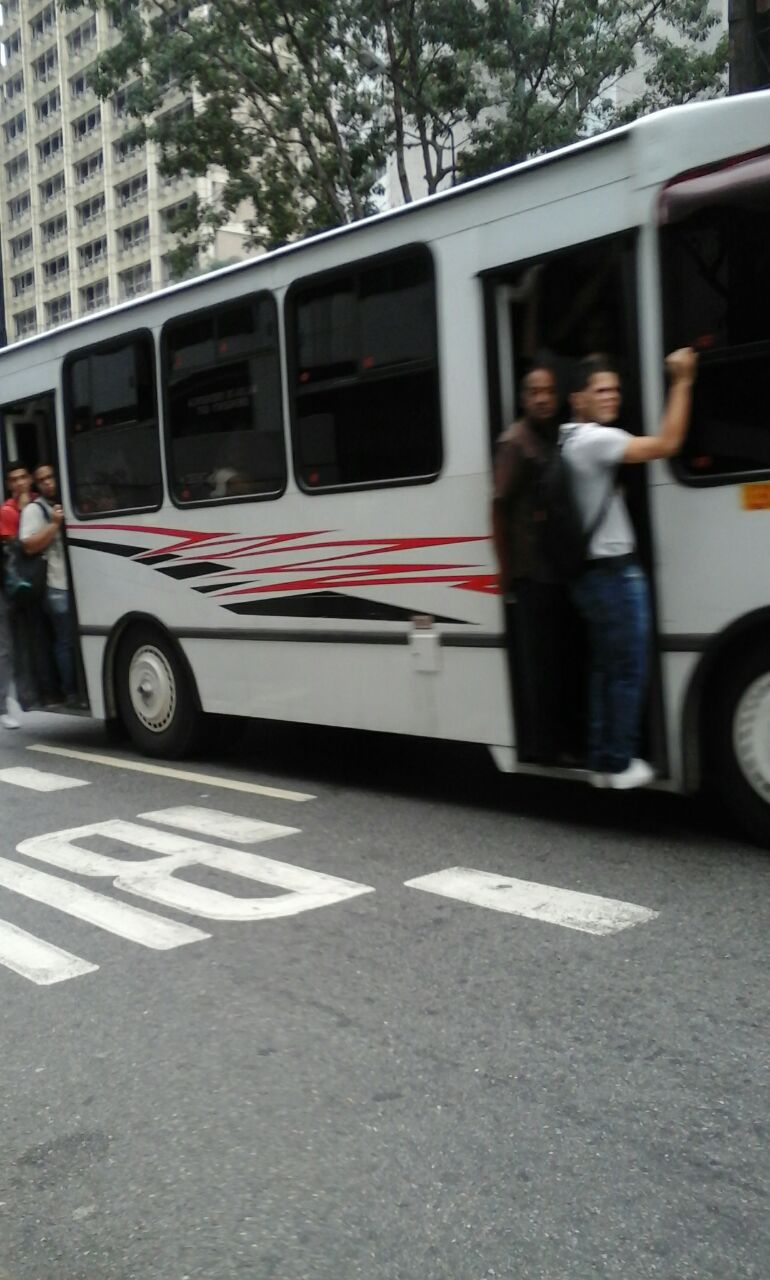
[562,348,698,789]
[493,364,579,763]
[0,460,47,711]
[19,464,77,705]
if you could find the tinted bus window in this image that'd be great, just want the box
[662,188,770,481]
[289,247,441,490]
[65,332,162,515]
[163,294,285,504]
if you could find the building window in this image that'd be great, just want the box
[4,28,22,61]
[79,279,109,313]
[69,69,95,100]
[65,334,162,515]
[72,104,101,142]
[162,199,191,233]
[288,248,441,490]
[43,253,68,284]
[41,213,67,244]
[112,84,138,118]
[79,236,107,269]
[5,152,29,185]
[39,170,65,204]
[4,111,26,144]
[12,269,35,298]
[119,261,152,299]
[8,191,31,222]
[77,192,106,226]
[74,149,103,184]
[163,295,286,505]
[10,231,34,261]
[45,294,71,327]
[67,15,97,57]
[37,129,63,165]
[29,3,56,43]
[117,216,150,252]
[109,1,139,27]
[35,86,61,121]
[113,132,144,164]
[116,171,148,206]
[32,47,58,82]
[4,72,24,103]
[14,309,37,339]
[155,99,194,142]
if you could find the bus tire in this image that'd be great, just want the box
[710,642,770,848]
[115,624,201,758]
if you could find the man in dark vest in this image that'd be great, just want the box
[493,364,579,764]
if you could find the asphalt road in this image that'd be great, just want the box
[0,709,766,1280]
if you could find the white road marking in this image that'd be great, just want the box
[0,856,210,949]
[138,806,298,844]
[27,744,315,802]
[404,867,658,936]
[0,766,89,792]
[0,918,98,985]
[18,818,373,921]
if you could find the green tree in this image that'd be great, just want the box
[63,0,726,266]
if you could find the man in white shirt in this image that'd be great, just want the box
[562,348,697,789]
[19,463,77,704]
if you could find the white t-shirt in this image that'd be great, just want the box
[19,498,68,591]
[559,422,636,559]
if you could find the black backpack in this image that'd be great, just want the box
[533,432,615,582]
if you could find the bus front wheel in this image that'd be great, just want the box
[115,625,201,758]
[711,643,770,848]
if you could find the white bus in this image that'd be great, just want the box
[2,91,770,843]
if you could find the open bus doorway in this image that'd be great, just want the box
[0,393,88,714]
[483,233,667,776]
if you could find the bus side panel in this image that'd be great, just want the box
[181,637,512,747]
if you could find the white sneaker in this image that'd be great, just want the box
[1,712,20,730]
[603,758,655,790]
[589,771,608,788]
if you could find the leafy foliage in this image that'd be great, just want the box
[62,0,727,265]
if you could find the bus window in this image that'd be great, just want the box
[65,332,162,515]
[163,293,285,505]
[661,167,770,481]
[288,247,441,490]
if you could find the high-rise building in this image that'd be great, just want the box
[0,0,251,343]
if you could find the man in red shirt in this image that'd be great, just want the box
[1,460,51,712]
[0,461,35,541]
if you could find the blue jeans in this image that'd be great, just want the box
[45,586,76,698]
[570,561,651,773]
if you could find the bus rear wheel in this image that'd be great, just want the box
[711,643,770,848]
[115,625,201,758]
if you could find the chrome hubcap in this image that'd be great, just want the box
[733,672,770,803]
[128,645,176,734]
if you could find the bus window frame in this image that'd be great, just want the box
[478,227,643,448]
[285,241,444,496]
[160,289,288,511]
[661,248,770,491]
[62,326,164,520]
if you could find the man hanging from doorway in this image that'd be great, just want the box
[492,363,581,764]
[19,463,78,707]
[562,348,698,789]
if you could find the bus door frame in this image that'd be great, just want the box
[480,228,670,778]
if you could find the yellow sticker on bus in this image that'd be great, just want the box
[741,483,770,511]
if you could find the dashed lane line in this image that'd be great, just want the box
[0,917,98,985]
[138,805,299,843]
[0,766,90,792]
[27,744,315,802]
[404,867,659,936]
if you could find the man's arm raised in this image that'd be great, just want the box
[623,348,698,465]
